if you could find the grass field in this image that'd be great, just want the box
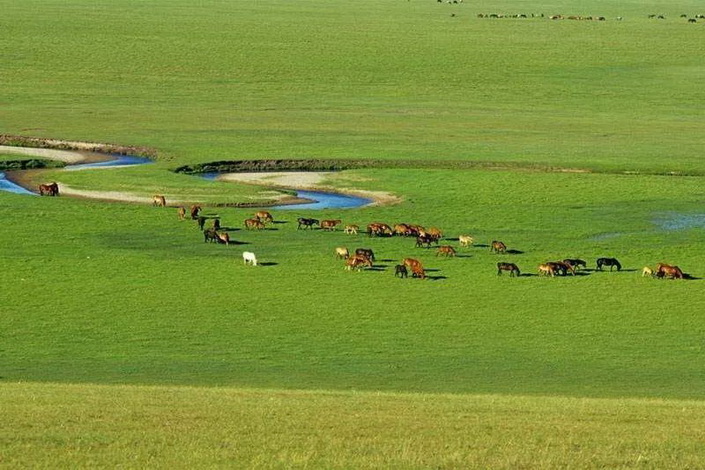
[2,0,705,466]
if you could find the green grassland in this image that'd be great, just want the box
[2,0,705,466]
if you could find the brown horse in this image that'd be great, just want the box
[255,211,274,224]
[497,262,520,277]
[216,232,230,245]
[245,218,265,230]
[321,219,342,231]
[490,241,507,254]
[345,255,373,271]
[177,206,186,220]
[403,258,426,279]
[38,182,59,196]
[355,248,375,262]
[436,245,456,257]
[656,263,684,279]
[152,195,166,207]
[367,222,393,237]
[190,205,202,220]
[538,263,556,277]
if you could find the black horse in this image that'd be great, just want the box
[497,262,521,277]
[394,264,408,278]
[563,258,587,270]
[297,217,319,230]
[596,257,622,271]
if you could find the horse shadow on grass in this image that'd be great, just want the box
[258,261,278,267]
[505,249,524,255]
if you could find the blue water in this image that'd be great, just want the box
[194,173,372,209]
[273,189,372,210]
[65,154,153,170]
[0,172,36,195]
[1,152,372,209]
[655,213,705,230]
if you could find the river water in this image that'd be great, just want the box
[1,154,371,209]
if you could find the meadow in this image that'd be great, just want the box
[2,0,705,466]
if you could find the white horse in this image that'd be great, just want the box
[242,251,258,266]
[458,235,474,247]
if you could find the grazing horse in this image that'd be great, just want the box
[244,218,265,230]
[216,232,230,245]
[367,222,393,237]
[394,264,408,278]
[436,245,456,257]
[642,266,654,277]
[538,263,556,277]
[355,248,375,262]
[490,241,507,254]
[547,261,575,276]
[177,206,186,220]
[424,227,443,241]
[320,219,342,231]
[242,251,258,266]
[297,217,319,230]
[415,235,434,249]
[403,258,426,279]
[656,263,684,279]
[152,195,166,207]
[203,228,219,243]
[345,255,372,271]
[497,262,520,277]
[38,182,59,196]
[344,224,359,235]
[596,257,622,271]
[190,205,202,220]
[459,235,474,247]
[335,247,349,259]
[394,224,412,237]
[563,258,586,270]
[255,211,274,224]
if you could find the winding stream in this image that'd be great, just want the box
[0,150,371,209]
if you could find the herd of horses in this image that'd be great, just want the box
[39,187,688,281]
[157,200,690,281]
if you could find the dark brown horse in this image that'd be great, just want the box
[38,182,59,196]
[563,258,586,270]
[355,248,375,262]
[394,264,408,278]
[596,257,622,271]
[497,262,520,277]
[297,217,319,230]
[190,205,202,220]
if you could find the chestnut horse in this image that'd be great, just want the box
[656,263,684,279]
[38,182,59,196]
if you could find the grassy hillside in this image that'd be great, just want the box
[1,0,704,172]
[2,0,705,465]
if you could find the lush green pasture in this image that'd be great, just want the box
[3,382,705,468]
[2,168,704,399]
[1,0,704,173]
[2,0,705,465]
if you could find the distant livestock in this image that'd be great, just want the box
[243,251,258,266]
[152,195,166,207]
[38,182,59,196]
